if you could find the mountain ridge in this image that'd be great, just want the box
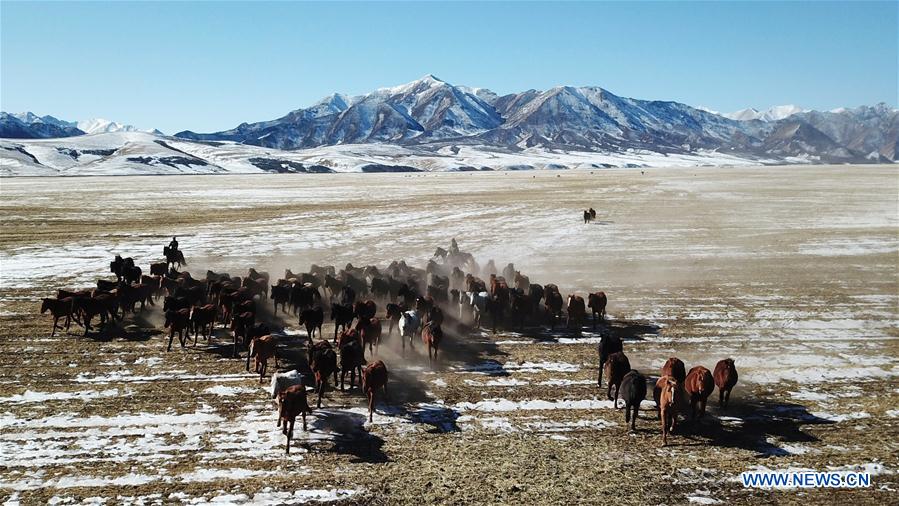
[172,75,897,164]
[2,76,896,165]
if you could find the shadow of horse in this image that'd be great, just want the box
[498,317,660,345]
[78,313,159,343]
[664,397,832,456]
[306,409,390,464]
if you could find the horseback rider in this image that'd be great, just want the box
[169,236,179,252]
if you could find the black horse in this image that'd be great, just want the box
[110,255,141,284]
[163,246,186,268]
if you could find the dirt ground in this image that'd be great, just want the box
[0,165,897,505]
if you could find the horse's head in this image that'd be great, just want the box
[40,298,52,314]
[663,377,683,406]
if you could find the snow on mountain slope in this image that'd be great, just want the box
[0,132,230,176]
[4,78,895,169]
[77,118,141,134]
[1,112,84,139]
[2,111,162,138]
[725,105,807,121]
[1,130,767,177]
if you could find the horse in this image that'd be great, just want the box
[685,366,715,419]
[544,284,563,329]
[713,359,738,408]
[604,351,631,407]
[385,303,404,337]
[41,298,75,337]
[330,303,354,342]
[460,291,487,328]
[422,322,443,366]
[399,309,421,352]
[587,291,607,328]
[661,357,687,383]
[657,375,683,446]
[163,246,186,268]
[566,294,586,332]
[597,333,623,386]
[619,370,647,432]
[357,317,382,357]
[362,361,389,422]
[299,307,324,342]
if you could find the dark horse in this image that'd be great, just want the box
[110,255,141,284]
[163,246,186,268]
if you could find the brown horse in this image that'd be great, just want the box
[604,351,631,406]
[357,317,383,357]
[713,359,738,408]
[164,308,191,351]
[685,366,715,419]
[544,284,564,329]
[362,360,389,422]
[41,298,75,337]
[278,384,312,455]
[189,304,217,344]
[422,322,443,366]
[657,375,683,446]
[250,334,278,382]
[566,294,586,332]
[587,291,607,328]
[661,357,687,383]
[353,299,377,322]
[513,271,530,293]
[309,340,338,408]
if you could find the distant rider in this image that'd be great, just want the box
[169,236,179,252]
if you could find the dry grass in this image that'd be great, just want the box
[1,166,897,504]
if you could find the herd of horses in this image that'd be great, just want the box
[38,241,738,452]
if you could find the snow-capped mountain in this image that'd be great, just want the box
[174,76,896,164]
[725,105,807,122]
[77,118,139,134]
[177,75,503,148]
[0,112,84,139]
[2,76,896,175]
[0,112,162,138]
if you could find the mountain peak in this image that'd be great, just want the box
[420,73,444,83]
[725,104,806,122]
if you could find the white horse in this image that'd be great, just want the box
[460,291,488,328]
[399,309,421,352]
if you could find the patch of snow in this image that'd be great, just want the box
[0,389,119,404]
[203,385,259,397]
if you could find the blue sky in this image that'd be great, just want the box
[2,1,896,133]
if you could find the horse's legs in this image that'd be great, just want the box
[285,418,293,455]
